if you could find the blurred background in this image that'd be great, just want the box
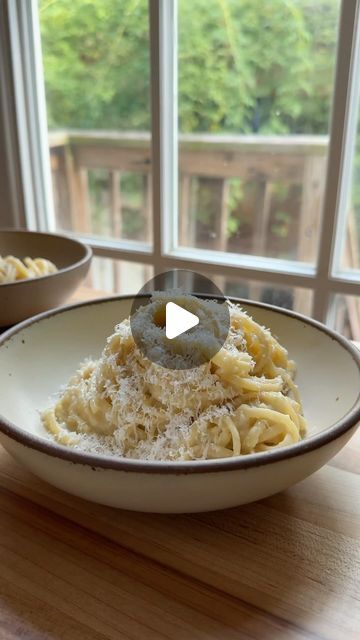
[39,0,360,338]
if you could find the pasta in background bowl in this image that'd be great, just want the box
[0,296,359,513]
[0,229,91,326]
[0,254,58,283]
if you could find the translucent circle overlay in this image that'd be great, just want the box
[130,270,230,370]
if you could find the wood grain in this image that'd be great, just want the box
[0,428,359,640]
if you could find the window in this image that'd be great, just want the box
[1,0,360,339]
[40,0,152,245]
[177,0,339,267]
[333,294,360,339]
[84,257,153,297]
[339,73,360,273]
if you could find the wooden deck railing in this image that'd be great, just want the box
[48,130,359,337]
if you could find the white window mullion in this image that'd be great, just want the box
[0,2,26,228]
[313,0,360,322]
[331,5,360,274]
[76,236,153,263]
[149,0,178,274]
[27,0,56,231]
[6,0,55,231]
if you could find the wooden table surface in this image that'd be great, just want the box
[0,288,359,640]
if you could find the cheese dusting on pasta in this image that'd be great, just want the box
[42,295,307,460]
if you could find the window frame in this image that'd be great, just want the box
[1,0,360,325]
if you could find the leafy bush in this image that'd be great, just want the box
[40,0,339,134]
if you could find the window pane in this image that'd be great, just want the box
[332,295,360,341]
[79,257,153,298]
[192,273,313,316]
[340,96,360,272]
[40,0,152,243]
[177,0,340,263]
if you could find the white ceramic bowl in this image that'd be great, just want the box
[0,297,359,513]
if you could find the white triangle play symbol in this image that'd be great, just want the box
[165,302,199,340]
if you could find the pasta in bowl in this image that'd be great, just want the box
[0,296,358,513]
[0,254,58,283]
[42,295,307,460]
[0,229,91,326]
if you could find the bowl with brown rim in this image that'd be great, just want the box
[0,296,359,513]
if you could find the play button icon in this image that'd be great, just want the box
[130,270,230,369]
[165,302,199,340]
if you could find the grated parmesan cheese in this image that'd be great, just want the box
[41,296,307,460]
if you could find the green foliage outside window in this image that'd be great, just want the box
[40,0,339,135]
[41,0,360,259]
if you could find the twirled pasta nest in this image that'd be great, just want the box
[42,295,307,460]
